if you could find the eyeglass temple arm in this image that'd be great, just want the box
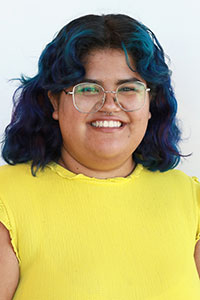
[63,90,73,95]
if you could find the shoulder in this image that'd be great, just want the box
[0,162,49,194]
[0,162,57,198]
[139,166,200,197]
[0,162,33,184]
[0,162,31,174]
[141,166,195,185]
[0,162,48,212]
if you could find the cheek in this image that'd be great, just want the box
[128,110,150,139]
[130,108,150,125]
[58,100,77,130]
[58,108,86,145]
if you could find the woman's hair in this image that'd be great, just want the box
[1,14,183,176]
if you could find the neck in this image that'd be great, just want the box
[58,153,135,179]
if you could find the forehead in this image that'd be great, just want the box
[82,48,145,84]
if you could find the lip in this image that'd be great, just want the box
[88,124,126,133]
[87,116,129,133]
[88,116,128,124]
[87,119,127,133]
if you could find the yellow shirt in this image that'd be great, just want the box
[0,161,200,300]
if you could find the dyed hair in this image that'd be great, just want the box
[1,14,183,176]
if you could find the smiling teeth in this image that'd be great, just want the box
[91,121,122,128]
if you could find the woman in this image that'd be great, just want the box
[0,14,200,299]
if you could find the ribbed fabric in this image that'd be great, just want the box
[0,161,200,299]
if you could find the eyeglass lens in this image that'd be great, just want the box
[73,82,146,113]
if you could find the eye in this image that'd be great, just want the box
[118,85,139,95]
[118,82,144,95]
[76,85,100,95]
[118,86,137,92]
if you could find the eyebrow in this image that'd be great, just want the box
[82,77,142,85]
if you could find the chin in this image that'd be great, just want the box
[91,146,132,161]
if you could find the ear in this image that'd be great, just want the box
[148,94,153,120]
[148,111,151,120]
[48,91,59,120]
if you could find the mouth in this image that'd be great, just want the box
[91,120,123,128]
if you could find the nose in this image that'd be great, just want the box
[100,91,121,113]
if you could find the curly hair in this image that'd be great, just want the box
[1,14,182,176]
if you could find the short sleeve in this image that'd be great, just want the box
[191,176,200,243]
[0,197,21,264]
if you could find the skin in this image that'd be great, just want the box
[194,240,200,277]
[48,48,152,179]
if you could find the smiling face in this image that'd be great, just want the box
[48,48,151,178]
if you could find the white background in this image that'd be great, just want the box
[0,0,199,177]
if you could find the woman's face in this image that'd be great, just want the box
[49,49,151,178]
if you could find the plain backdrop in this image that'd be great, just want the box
[0,0,199,176]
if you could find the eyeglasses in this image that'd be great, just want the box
[63,81,150,113]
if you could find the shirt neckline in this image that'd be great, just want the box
[46,161,144,183]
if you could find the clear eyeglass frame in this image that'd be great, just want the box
[63,81,151,114]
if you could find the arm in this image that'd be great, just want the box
[194,239,200,278]
[0,222,20,300]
